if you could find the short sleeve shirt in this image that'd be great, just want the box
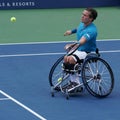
[76,22,97,52]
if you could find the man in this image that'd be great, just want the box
[63,8,98,88]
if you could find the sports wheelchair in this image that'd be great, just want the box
[49,43,114,99]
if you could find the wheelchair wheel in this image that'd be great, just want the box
[81,57,114,98]
[49,55,64,87]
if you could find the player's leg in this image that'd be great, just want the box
[63,50,87,88]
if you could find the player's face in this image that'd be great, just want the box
[81,10,92,24]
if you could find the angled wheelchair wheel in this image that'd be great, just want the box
[49,55,64,87]
[81,57,114,98]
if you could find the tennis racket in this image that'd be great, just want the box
[65,42,80,55]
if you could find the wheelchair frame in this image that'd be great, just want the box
[49,48,114,99]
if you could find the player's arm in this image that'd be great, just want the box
[67,36,87,50]
[64,28,77,36]
[65,36,87,50]
[78,36,87,45]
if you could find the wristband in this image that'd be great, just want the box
[71,29,77,34]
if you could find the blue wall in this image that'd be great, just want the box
[0,0,119,9]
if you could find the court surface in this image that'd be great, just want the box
[0,40,120,120]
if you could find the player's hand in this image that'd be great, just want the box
[64,30,72,36]
[64,44,72,51]
[64,43,75,52]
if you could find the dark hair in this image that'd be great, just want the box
[85,8,98,21]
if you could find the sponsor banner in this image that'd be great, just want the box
[0,0,38,9]
[0,0,119,10]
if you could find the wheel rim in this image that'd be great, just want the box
[82,57,114,97]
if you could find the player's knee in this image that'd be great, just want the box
[68,56,76,64]
[64,56,76,64]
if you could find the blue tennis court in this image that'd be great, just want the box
[0,40,120,120]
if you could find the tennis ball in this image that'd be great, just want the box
[10,17,16,22]
[58,77,62,82]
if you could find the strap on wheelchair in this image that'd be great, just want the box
[63,63,75,70]
[96,48,100,57]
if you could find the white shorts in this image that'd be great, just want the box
[72,50,88,62]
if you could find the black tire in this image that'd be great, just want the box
[49,55,64,87]
[81,57,114,98]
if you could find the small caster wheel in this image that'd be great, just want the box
[66,89,69,100]
[51,92,54,97]
[66,95,69,100]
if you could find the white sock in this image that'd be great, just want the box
[70,74,80,84]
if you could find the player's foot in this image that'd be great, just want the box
[62,81,79,91]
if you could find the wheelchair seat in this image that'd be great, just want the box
[75,48,100,63]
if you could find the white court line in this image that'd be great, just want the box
[0,90,47,120]
[0,98,10,100]
[0,50,120,58]
[0,39,119,45]
[0,52,64,57]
